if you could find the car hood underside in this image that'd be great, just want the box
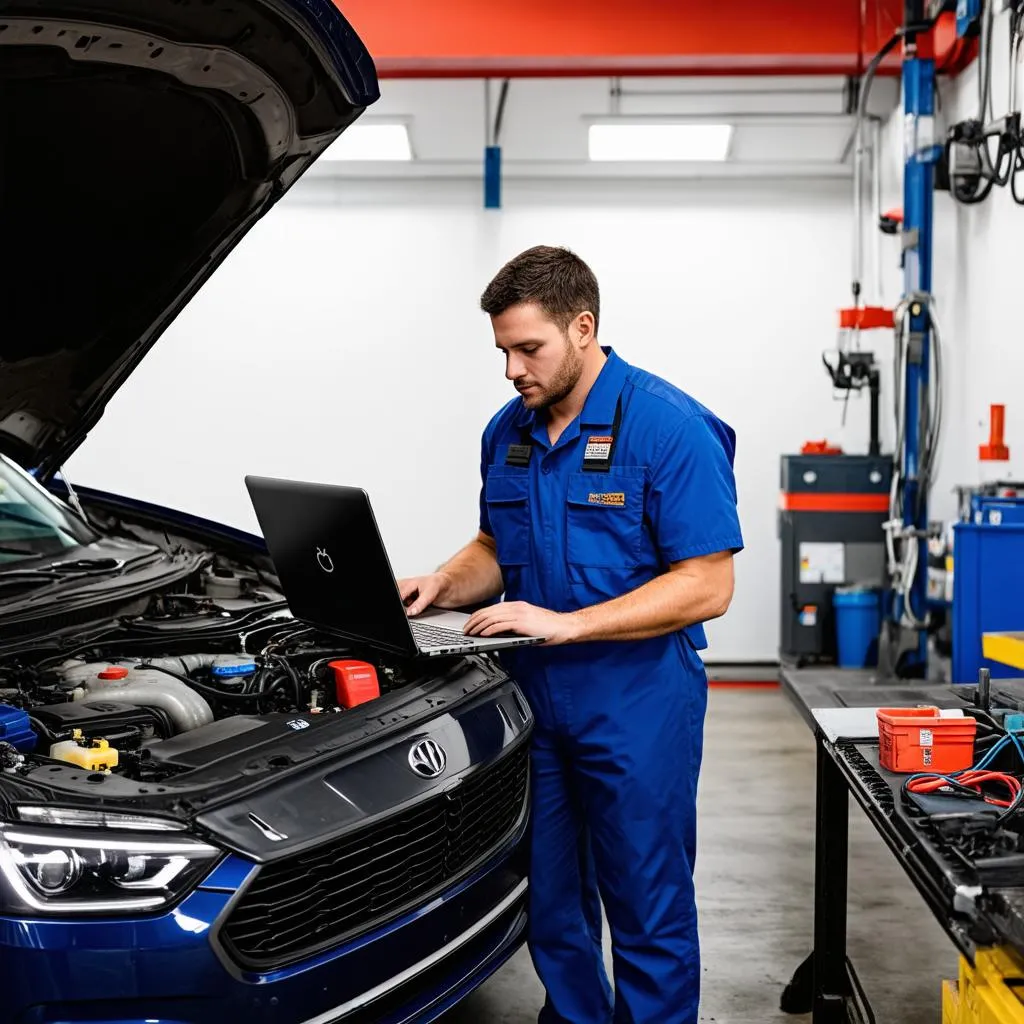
[0,0,378,475]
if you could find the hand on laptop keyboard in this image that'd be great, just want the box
[397,572,449,618]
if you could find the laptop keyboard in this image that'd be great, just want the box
[411,622,474,647]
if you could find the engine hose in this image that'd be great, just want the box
[137,663,263,703]
[268,656,304,710]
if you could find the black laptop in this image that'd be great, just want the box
[244,476,545,658]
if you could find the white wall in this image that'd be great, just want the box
[878,10,1024,512]
[66,176,861,663]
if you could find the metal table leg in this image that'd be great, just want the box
[813,737,851,1023]
[782,738,873,1023]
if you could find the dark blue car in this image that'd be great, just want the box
[0,1,531,1020]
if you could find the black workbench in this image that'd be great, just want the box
[778,665,1024,1022]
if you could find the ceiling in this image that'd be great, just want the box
[312,2,976,182]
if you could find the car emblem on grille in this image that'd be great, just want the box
[408,738,447,779]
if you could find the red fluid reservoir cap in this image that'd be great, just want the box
[97,666,130,680]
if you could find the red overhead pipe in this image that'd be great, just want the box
[336,1,973,79]
[338,0,907,79]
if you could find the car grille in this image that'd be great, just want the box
[220,742,530,970]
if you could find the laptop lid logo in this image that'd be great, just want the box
[316,547,335,574]
[408,738,447,779]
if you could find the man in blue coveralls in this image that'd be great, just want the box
[399,245,743,1024]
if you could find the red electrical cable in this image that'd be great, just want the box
[907,770,1022,808]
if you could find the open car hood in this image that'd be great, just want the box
[0,0,378,476]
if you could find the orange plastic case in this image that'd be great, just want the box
[329,659,381,708]
[876,706,977,774]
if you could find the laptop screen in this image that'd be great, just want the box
[245,476,416,655]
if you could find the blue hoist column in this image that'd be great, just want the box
[894,0,938,676]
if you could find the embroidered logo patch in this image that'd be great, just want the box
[584,436,613,461]
[588,492,626,507]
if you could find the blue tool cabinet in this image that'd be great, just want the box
[952,514,1024,684]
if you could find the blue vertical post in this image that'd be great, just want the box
[484,144,502,209]
[899,4,937,672]
[483,77,503,209]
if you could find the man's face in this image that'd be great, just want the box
[492,302,585,411]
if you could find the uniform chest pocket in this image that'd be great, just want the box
[566,469,646,569]
[485,470,531,567]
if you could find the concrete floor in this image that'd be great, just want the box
[441,686,957,1023]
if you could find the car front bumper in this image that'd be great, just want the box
[1,827,528,1024]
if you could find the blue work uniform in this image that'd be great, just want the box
[479,347,743,1024]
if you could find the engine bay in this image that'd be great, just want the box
[0,547,442,790]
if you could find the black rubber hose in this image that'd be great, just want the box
[269,656,304,710]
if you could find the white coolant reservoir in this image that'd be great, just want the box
[49,730,119,771]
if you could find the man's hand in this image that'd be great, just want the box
[398,533,505,616]
[398,572,452,617]
[463,601,581,646]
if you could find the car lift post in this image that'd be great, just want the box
[892,0,938,675]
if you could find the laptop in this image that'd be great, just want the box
[244,476,545,658]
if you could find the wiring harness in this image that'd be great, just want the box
[903,728,1024,822]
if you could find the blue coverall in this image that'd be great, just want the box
[479,348,744,1024]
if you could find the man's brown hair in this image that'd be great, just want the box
[480,245,600,335]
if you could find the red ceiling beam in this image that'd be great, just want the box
[336,1,974,79]
[336,0,899,78]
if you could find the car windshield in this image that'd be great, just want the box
[0,457,98,566]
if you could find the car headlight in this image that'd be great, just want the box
[0,826,220,914]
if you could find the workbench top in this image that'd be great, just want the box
[778,663,964,730]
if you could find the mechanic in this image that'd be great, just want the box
[399,245,743,1024]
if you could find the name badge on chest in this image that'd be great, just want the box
[582,394,623,473]
[505,443,532,468]
[583,435,614,473]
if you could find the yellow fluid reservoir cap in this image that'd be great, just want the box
[50,738,118,771]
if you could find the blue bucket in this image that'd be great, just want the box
[833,586,881,669]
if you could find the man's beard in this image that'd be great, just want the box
[520,340,584,410]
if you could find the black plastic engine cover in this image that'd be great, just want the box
[143,713,339,770]
[30,700,167,745]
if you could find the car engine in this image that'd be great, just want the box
[0,551,427,786]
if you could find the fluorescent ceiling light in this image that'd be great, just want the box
[588,123,732,162]
[321,123,412,161]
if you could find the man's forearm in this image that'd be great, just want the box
[436,533,505,608]
[568,555,733,643]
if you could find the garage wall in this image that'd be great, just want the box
[66,176,861,663]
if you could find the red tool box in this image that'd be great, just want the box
[876,706,977,774]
